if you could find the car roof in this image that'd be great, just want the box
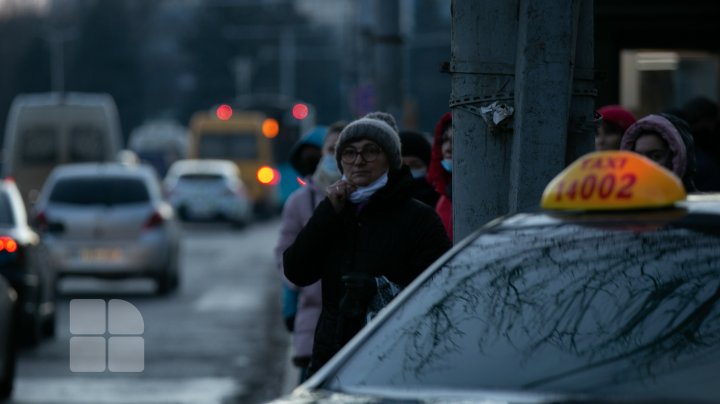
[12,92,116,108]
[48,163,156,179]
[167,159,238,175]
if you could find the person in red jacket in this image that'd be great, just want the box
[426,111,453,241]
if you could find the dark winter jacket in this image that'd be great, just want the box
[283,166,451,374]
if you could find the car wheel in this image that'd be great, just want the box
[156,270,179,296]
[43,309,56,338]
[156,258,180,296]
[0,317,17,400]
[21,296,43,347]
[24,313,43,347]
[230,218,246,229]
[177,205,189,221]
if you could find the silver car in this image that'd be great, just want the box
[34,163,181,295]
[163,159,252,226]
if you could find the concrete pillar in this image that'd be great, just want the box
[566,0,597,164]
[509,0,576,212]
[450,0,518,241]
[451,0,596,241]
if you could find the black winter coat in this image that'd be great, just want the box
[283,167,451,374]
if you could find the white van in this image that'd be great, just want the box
[2,92,122,206]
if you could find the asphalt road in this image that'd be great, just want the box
[8,219,291,404]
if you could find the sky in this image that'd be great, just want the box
[0,0,49,11]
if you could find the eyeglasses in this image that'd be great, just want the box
[341,145,382,164]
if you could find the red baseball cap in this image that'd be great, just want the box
[597,105,637,133]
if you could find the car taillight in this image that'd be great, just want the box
[0,236,23,267]
[0,236,18,253]
[257,166,280,186]
[143,211,164,229]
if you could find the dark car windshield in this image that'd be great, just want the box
[179,173,225,182]
[326,215,720,402]
[49,177,150,205]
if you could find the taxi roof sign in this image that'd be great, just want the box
[541,151,686,211]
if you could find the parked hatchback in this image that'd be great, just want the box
[0,179,55,346]
[34,163,181,295]
[163,159,252,226]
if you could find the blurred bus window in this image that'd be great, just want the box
[198,133,258,160]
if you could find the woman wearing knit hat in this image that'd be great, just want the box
[283,111,451,376]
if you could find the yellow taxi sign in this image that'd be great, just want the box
[541,151,686,210]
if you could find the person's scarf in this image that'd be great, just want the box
[343,171,388,204]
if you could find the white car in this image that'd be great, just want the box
[163,159,252,226]
[33,163,181,295]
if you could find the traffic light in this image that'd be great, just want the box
[262,118,280,138]
[291,103,309,120]
[216,104,233,121]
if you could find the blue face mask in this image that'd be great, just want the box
[441,159,452,173]
[410,168,427,179]
[319,155,340,176]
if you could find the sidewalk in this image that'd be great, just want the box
[280,343,300,396]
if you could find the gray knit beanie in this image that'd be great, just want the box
[335,111,402,172]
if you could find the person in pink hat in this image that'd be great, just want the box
[595,105,637,151]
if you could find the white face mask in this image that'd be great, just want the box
[410,168,427,179]
[319,155,340,176]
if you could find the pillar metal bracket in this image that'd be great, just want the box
[449,92,514,107]
[451,97,515,135]
[446,61,516,76]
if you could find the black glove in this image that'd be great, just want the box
[341,272,377,305]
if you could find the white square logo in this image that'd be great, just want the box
[69,299,145,373]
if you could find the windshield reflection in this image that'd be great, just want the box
[329,220,720,400]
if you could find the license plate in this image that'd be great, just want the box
[80,248,123,262]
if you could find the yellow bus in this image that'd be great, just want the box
[187,106,280,214]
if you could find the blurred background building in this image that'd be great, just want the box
[0,0,718,145]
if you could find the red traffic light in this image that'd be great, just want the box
[292,103,309,120]
[216,104,233,120]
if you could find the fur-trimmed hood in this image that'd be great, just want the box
[620,113,697,191]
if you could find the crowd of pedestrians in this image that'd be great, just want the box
[274,95,720,384]
[596,97,720,192]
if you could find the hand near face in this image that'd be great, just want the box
[327,180,357,213]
